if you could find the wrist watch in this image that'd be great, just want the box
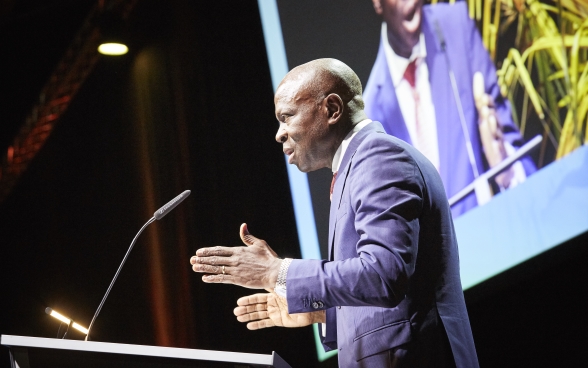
[274,258,292,298]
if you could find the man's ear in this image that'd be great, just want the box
[324,94,344,125]
[372,0,383,15]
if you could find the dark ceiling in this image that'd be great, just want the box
[0,0,95,153]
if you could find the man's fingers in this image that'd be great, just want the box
[234,302,268,317]
[488,114,498,134]
[473,71,485,101]
[201,274,236,284]
[236,311,269,322]
[246,319,276,330]
[201,274,268,288]
[191,264,226,274]
[239,223,279,258]
[191,255,238,267]
[234,303,268,316]
[237,293,269,306]
[479,105,490,120]
[195,246,233,257]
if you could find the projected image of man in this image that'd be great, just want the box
[363,0,536,217]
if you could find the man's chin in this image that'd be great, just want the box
[292,161,314,173]
[295,164,311,173]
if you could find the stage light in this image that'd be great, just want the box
[98,42,128,55]
[45,307,88,335]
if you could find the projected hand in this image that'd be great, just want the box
[473,72,513,188]
[234,292,325,329]
[190,223,282,290]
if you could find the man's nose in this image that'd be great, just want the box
[275,126,287,143]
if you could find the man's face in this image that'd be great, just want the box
[274,78,332,173]
[373,0,423,55]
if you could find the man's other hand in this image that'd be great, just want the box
[234,292,325,330]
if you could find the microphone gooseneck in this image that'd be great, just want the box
[433,20,480,179]
[85,190,191,341]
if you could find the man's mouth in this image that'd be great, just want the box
[283,148,294,163]
[403,4,421,33]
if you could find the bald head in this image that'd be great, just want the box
[274,59,368,173]
[277,58,365,115]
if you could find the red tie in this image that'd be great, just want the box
[403,60,419,116]
[403,60,417,88]
[329,172,338,201]
[403,59,436,167]
[403,59,422,148]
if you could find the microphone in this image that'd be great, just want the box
[433,20,480,179]
[154,190,191,220]
[85,190,191,341]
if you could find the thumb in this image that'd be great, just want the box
[473,71,485,102]
[240,223,279,258]
[240,223,258,246]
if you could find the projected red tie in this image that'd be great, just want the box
[330,171,338,201]
[403,60,436,165]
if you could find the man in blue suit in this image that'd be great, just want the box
[190,59,478,367]
[365,0,534,217]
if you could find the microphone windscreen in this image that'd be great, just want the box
[153,190,191,220]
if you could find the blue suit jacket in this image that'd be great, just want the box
[287,122,479,367]
[363,2,534,217]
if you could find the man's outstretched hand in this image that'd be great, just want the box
[234,292,325,330]
[190,223,282,290]
[473,71,513,188]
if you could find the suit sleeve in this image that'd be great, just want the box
[286,136,424,313]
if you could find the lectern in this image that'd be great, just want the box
[1,335,291,368]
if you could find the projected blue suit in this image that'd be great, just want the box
[286,122,479,367]
[363,2,534,217]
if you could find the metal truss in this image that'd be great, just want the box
[0,0,138,203]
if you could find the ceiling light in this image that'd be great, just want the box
[98,42,128,55]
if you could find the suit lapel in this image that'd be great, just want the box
[327,122,385,260]
[423,11,453,188]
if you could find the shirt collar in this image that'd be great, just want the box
[381,22,427,88]
[332,119,372,172]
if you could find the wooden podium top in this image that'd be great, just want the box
[1,335,291,368]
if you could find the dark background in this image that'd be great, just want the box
[0,0,586,367]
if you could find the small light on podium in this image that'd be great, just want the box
[45,307,89,335]
[72,322,89,335]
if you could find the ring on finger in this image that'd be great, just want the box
[222,265,226,275]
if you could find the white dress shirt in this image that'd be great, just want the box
[381,22,440,170]
[332,119,373,173]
